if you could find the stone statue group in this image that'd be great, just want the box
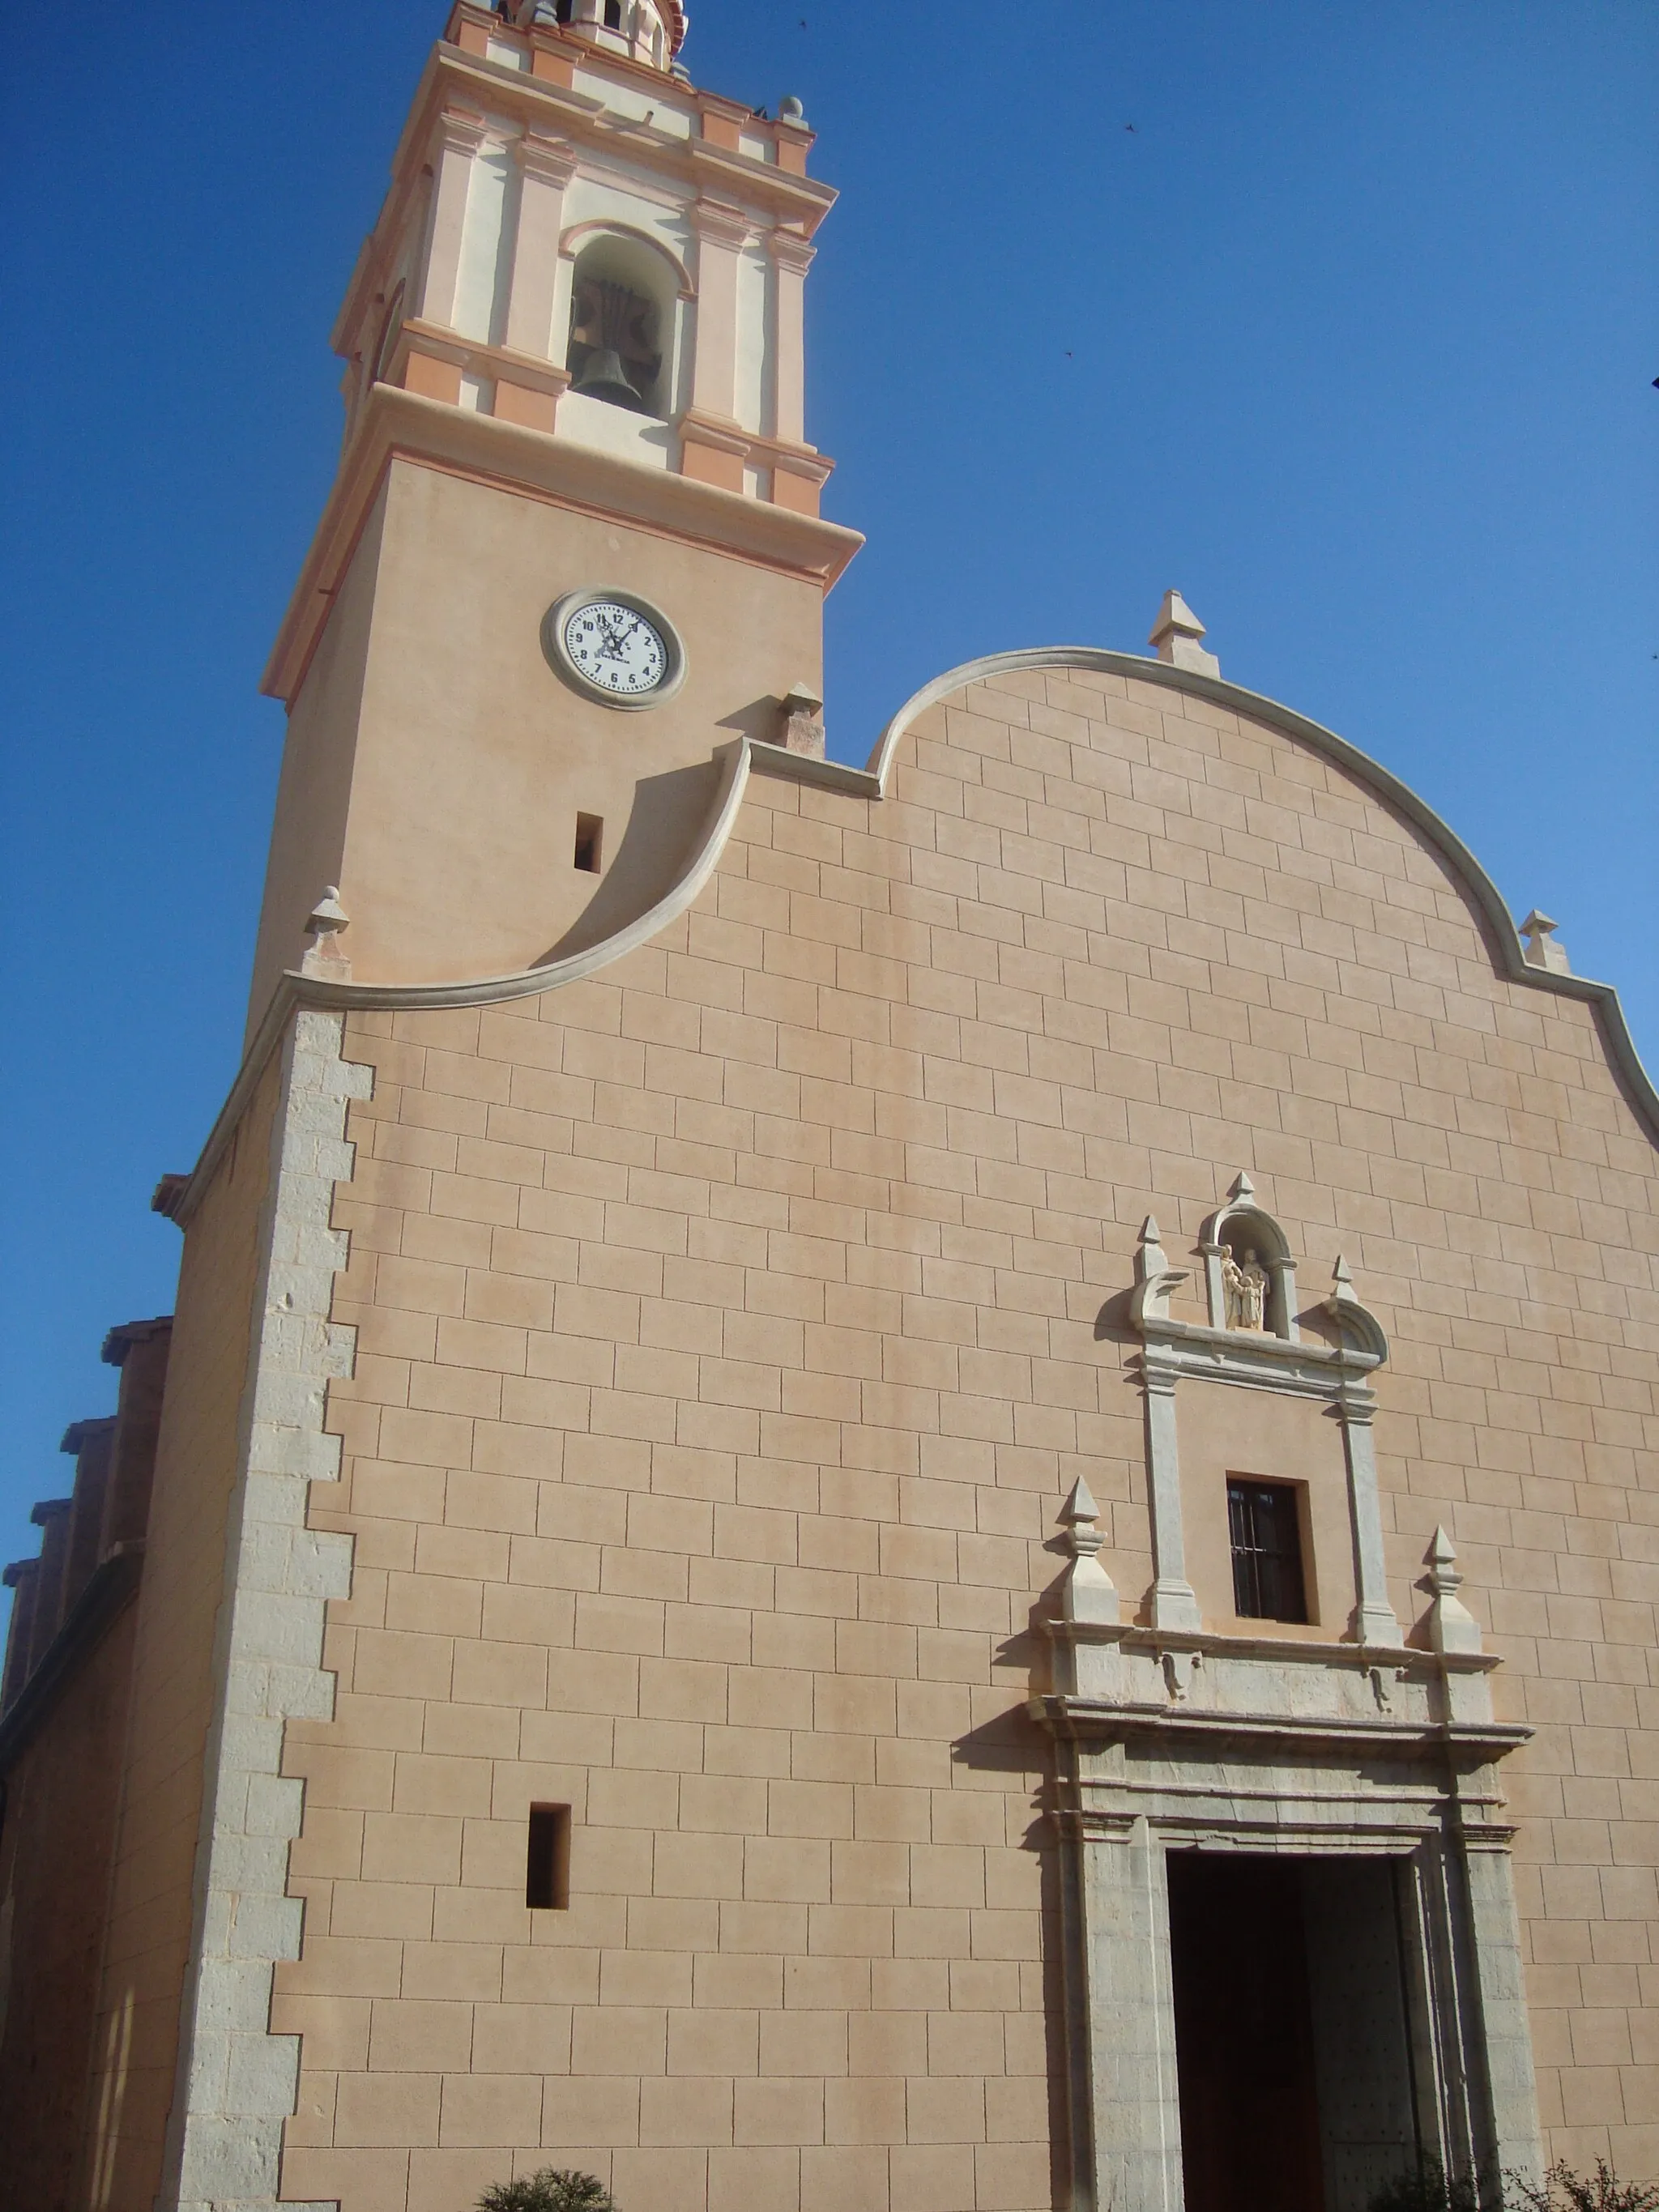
[1222,1246,1270,1332]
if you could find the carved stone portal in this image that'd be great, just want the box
[1044,1177,1544,2210]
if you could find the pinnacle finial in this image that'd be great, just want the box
[1520,910,1570,974]
[1057,1477,1118,1624]
[1425,1526,1483,1654]
[301,886,352,980]
[1229,1170,1256,1204]
[1149,589,1220,678]
[1060,1477,1099,1526]
[306,886,348,938]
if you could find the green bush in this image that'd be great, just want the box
[1367,2163,1659,2212]
[1511,2165,1659,2212]
[477,2170,617,2212]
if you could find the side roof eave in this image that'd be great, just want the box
[865,646,1659,1153]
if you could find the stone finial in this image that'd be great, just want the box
[1426,1526,1483,1656]
[1149,589,1221,679]
[1057,1477,1120,1626]
[1229,1170,1256,1204]
[1520,910,1570,975]
[1130,1215,1190,1328]
[779,682,826,761]
[302,886,352,980]
[1326,1253,1389,1360]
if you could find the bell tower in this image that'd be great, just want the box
[248,0,859,1030]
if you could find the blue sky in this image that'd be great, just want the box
[2,1,1655,1581]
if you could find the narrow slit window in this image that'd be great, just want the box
[574,813,603,873]
[1227,1480,1308,1624]
[604,0,624,27]
[527,1804,571,1910]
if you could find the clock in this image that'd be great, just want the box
[543,587,687,710]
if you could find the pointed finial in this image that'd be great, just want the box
[1060,1477,1099,1525]
[1229,1170,1256,1204]
[1057,1478,1118,1625]
[306,886,348,936]
[1149,589,1220,678]
[779,682,825,760]
[1131,1213,1189,1327]
[1425,1527,1483,1655]
[1325,1251,1389,1359]
[301,886,352,980]
[1519,910,1570,974]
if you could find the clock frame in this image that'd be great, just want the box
[542,586,688,711]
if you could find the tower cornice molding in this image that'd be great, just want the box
[767,230,817,275]
[262,385,861,705]
[514,128,580,186]
[689,196,757,248]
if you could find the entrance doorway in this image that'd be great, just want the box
[1167,1852,1421,2212]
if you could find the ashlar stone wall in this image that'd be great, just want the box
[275,664,1659,2212]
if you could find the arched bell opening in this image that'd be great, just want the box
[565,233,678,417]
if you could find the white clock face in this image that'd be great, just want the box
[561,599,669,699]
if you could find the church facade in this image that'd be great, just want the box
[3,7,1657,2212]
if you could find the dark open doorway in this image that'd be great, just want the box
[1167,1852,1422,2212]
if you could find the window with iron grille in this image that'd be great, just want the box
[1227,1480,1308,1624]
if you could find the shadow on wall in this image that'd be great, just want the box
[952,1698,1072,2212]
[537,757,720,964]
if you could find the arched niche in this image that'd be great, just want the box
[562,228,686,420]
[1199,1172,1300,1340]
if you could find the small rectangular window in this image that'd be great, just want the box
[1227,1480,1308,1624]
[574,814,603,873]
[604,0,623,27]
[527,1804,571,1910]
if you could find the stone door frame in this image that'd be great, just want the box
[1038,1645,1542,2212]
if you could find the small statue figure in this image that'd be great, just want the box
[1222,1246,1269,1332]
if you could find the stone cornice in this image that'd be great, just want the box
[1033,1690,1530,1767]
[261,384,862,705]
[1138,1315,1380,1406]
[1046,1620,1502,1675]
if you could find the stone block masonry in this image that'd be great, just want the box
[261,667,1657,2212]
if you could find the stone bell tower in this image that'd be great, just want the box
[247,0,859,1033]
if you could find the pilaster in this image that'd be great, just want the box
[1142,1375,1201,1633]
[503,130,579,364]
[415,108,488,331]
[687,197,753,431]
[768,229,814,446]
[1339,1397,1403,1645]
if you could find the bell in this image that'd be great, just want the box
[572,347,646,412]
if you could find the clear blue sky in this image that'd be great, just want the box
[2,2,1655,1581]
